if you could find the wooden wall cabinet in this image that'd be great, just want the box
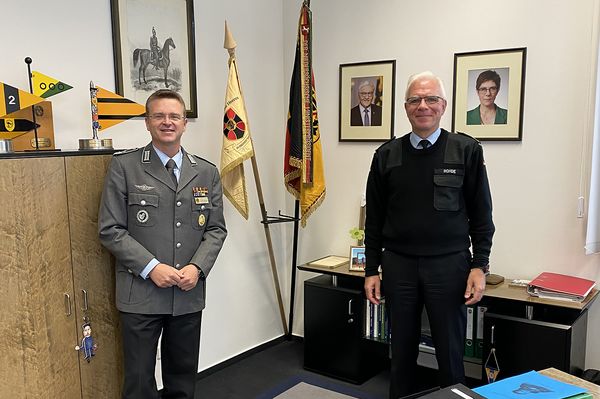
[0,153,122,399]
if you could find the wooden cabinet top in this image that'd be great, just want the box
[299,260,598,311]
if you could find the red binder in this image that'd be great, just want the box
[527,272,596,302]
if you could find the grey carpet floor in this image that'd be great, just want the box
[194,339,389,399]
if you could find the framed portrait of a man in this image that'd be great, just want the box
[452,48,526,141]
[339,60,396,142]
[110,0,198,117]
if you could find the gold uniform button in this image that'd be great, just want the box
[176,201,182,207]
[140,200,146,206]
[176,242,182,248]
[176,221,182,227]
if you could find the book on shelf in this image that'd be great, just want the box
[527,272,596,302]
[306,255,349,269]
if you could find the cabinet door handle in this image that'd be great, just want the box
[348,299,354,316]
[64,293,72,316]
[490,324,495,345]
[81,289,89,311]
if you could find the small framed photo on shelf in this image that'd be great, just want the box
[110,0,198,117]
[452,47,526,141]
[339,60,396,142]
[349,246,366,272]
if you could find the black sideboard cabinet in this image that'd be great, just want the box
[300,261,598,384]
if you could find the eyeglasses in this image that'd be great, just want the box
[148,113,186,122]
[359,91,374,97]
[477,87,498,94]
[405,96,444,106]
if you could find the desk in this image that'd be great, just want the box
[299,261,598,383]
[540,368,600,398]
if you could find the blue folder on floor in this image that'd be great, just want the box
[473,370,586,399]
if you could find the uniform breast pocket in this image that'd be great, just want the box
[433,174,463,211]
[192,203,211,231]
[128,193,159,227]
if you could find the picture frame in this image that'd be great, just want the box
[349,246,366,272]
[452,48,526,141]
[110,0,198,117]
[339,60,396,142]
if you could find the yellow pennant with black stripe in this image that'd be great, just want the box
[96,86,145,130]
[0,82,45,118]
[32,71,73,98]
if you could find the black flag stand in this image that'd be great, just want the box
[262,200,300,340]
[24,57,40,151]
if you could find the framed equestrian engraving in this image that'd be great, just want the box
[452,48,526,141]
[110,0,198,117]
[339,60,396,142]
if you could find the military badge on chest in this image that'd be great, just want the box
[136,209,149,224]
[192,186,209,205]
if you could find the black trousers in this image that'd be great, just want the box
[120,311,202,399]
[382,250,470,399]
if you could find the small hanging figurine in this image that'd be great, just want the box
[75,322,97,362]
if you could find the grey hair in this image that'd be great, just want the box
[358,80,375,92]
[405,71,447,100]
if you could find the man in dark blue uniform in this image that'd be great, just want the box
[364,71,494,399]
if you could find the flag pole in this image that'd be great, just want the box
[224,22,288,335]
[287,200,300,339]
[24,57,40,151]
[250,156,289,336]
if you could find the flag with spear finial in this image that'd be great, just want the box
[284,0,326,227]
[220,21,255,219]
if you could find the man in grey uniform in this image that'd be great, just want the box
[99,89,227,398]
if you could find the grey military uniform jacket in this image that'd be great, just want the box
[98,143,227,316]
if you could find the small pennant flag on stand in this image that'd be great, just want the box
[95,86,145,130]
[0,82,45,118]
[220,22,254,219]
[0,118,39,138]
[284,1,326,227]
[31,71,73,98]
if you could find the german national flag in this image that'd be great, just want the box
[96,86,145,130]
[0,82,45,118]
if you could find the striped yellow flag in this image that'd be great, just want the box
[96,86,145,130]
[220,24,254,220]
[0,82,45,118]
[31,71,73,98]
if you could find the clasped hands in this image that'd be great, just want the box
[149,263,199,291]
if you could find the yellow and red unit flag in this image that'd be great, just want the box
[0,82,45,118]
[95,86,145,130]
[220,22,254,220]
[31,71,73,98]
[284,2,326,227]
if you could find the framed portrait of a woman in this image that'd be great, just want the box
[452,48,526,141]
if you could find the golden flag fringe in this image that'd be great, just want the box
[220,25,254,219]
[284,2,325,227]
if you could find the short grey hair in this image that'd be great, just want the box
[358,80,375,92]
[405,71,447,100]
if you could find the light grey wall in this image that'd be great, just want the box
[283,0,600,370]
[3,0,289,372]
[4,0,600,374]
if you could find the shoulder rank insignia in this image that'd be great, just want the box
[114,148,138,156]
